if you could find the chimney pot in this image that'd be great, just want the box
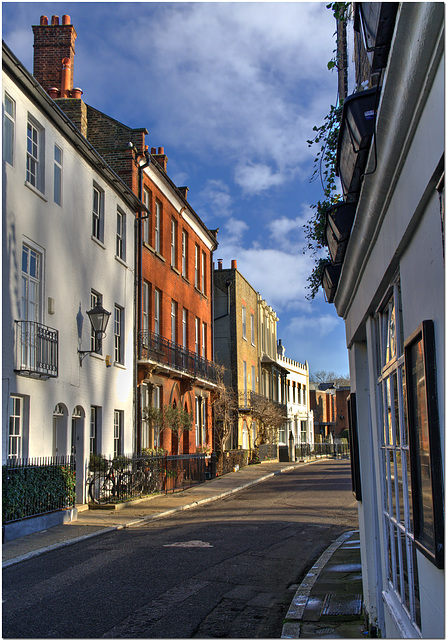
[158,147,164,155]
[51,15,59,25]
[151,147,157,154]
[218,259,223,270]
[231,260,237,269]
[48,87,60,99]
[40,15,48,26]
[62,15,71,25]
[61,57,72,98]
[71,87,83,99]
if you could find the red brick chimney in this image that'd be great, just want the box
[151,146,168,172]
[32,15,77,96]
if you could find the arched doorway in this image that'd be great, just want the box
[52,403,69,458]
[72,406,85,503]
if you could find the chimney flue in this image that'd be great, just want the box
[218,259,223,270]
[40,15,48,25]
[60,57,72,97]
[62,15,71,25]
[51,15,59,25]
[231,260,237,269]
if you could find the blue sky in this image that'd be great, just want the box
[2,1,349,375]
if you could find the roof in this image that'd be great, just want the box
[2,40,145,214]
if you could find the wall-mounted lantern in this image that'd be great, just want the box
[336,87,379,202]
[321,262,342,304]
[325,201,357,265]
[78,303,111,366]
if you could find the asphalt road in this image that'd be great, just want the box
[2,459,358,638]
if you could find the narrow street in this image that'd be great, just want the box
[2,459,358,638]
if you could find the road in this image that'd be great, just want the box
[2,459,358,638]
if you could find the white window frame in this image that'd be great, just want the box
[171,300,177,343]
[182,230,187,278]
[20,243,42,371]
[114,304,124,364]
[90,406,99,454]
[54,144,62,205]
[90,291,102,353]
[4,93,15,166]
[114,410,123,458]
[171,218,177,268]
[116,208,125,260]
[92,185,104,242]
[195,245,199,288]
[143,188,150,244]
[201,251,206,293]
[195,317,199,354]
[155,201,161,253]
[8,396,22,459]
[182,308,187,348]
[242,306,247,339]
[143,281,149,334]
[26,116,45,192]
[154,289,161,336]
[251,313,255,345]
[201,322,206,358]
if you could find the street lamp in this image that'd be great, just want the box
[78,302,111,365]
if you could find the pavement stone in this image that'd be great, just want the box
[3,457,365,638]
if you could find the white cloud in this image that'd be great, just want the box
[286,313,341,338]
[196,179,233,219]
[267,205,313,251]
[234,163,287,194]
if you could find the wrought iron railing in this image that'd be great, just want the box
[87,453,209,504]
[138,330,220,384]
[15,320,58,378]
[3,456,75,524]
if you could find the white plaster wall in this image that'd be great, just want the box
[2,71,135,488]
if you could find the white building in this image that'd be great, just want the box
[326,4,444,637]
[2,41,143,502]
[277,341,314,456]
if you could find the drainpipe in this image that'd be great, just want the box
[134,150,151,455]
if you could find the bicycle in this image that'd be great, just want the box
[87,459,129,504]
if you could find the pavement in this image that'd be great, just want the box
[2,458,366,639]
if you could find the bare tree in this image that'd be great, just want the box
[141,404,193,454]
[249,393,287,446]
[211,364,239,453]
[310,370,350,387]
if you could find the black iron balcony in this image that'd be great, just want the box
[336,87,379,201]
[325,201,357,265]
[15,321,58,378]
[138,330,219,384]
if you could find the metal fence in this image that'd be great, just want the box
[15,320,59,378]
[295,442,350,460]
[87,453,208,504]
[3,456,75,524]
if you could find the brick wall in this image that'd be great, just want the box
[32,16,77,93]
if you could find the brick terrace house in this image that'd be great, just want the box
[31,14,219,455]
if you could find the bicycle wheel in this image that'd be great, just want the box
[88,475,114,504]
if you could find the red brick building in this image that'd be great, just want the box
[31,14,219,455]
[309,385,350,440]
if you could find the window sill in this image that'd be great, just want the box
[171,266,180,276]
[155,251,165,263]
[144,242,155,253]
[182,275,190,284]
[24,181,47,201]
[91,236,106,250]
[89,352,104,362]
[115,255,128,268]
[114,362,126,370]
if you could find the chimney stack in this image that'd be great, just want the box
[151,146,168,172]
[32,15,77,96]
[231,259,237,270]
[178,186,189,200]
[217,259,223,270]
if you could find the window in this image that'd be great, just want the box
[171,218,177,268]
[143,188,151,244]
[242,306,247,339]
[300,421,307,444]
[195,245,199,288]
[202,322,206,358]
[8,396,22,459]
[90,406,99,454]
[90,291,102,353]
[114,410,123,458]
[302,385,307,405]
[201,251,206,293]
[182,230,188,278]
[195,397,201,446]
[143,281,149,334]
[92,185,104,242]
[243,361,247,404]
[252,365,256,392]
[195,319,200,355]
[26,117,44,191]
[171,301,177,343]
[182,308,187,347]
[4,93,15,166]
[54,145,62,205]
[251,314,255,345]
[376,282,421,630]
[155,201,161,253]
[114,305,124,364]
[154,289,161,336]
[116,209,125,260]
[21,244,41,370]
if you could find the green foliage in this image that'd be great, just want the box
[3,463,76,522]
[326,2,350,21]
[304,102,343,299]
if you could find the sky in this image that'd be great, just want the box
[2,1,350,376]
